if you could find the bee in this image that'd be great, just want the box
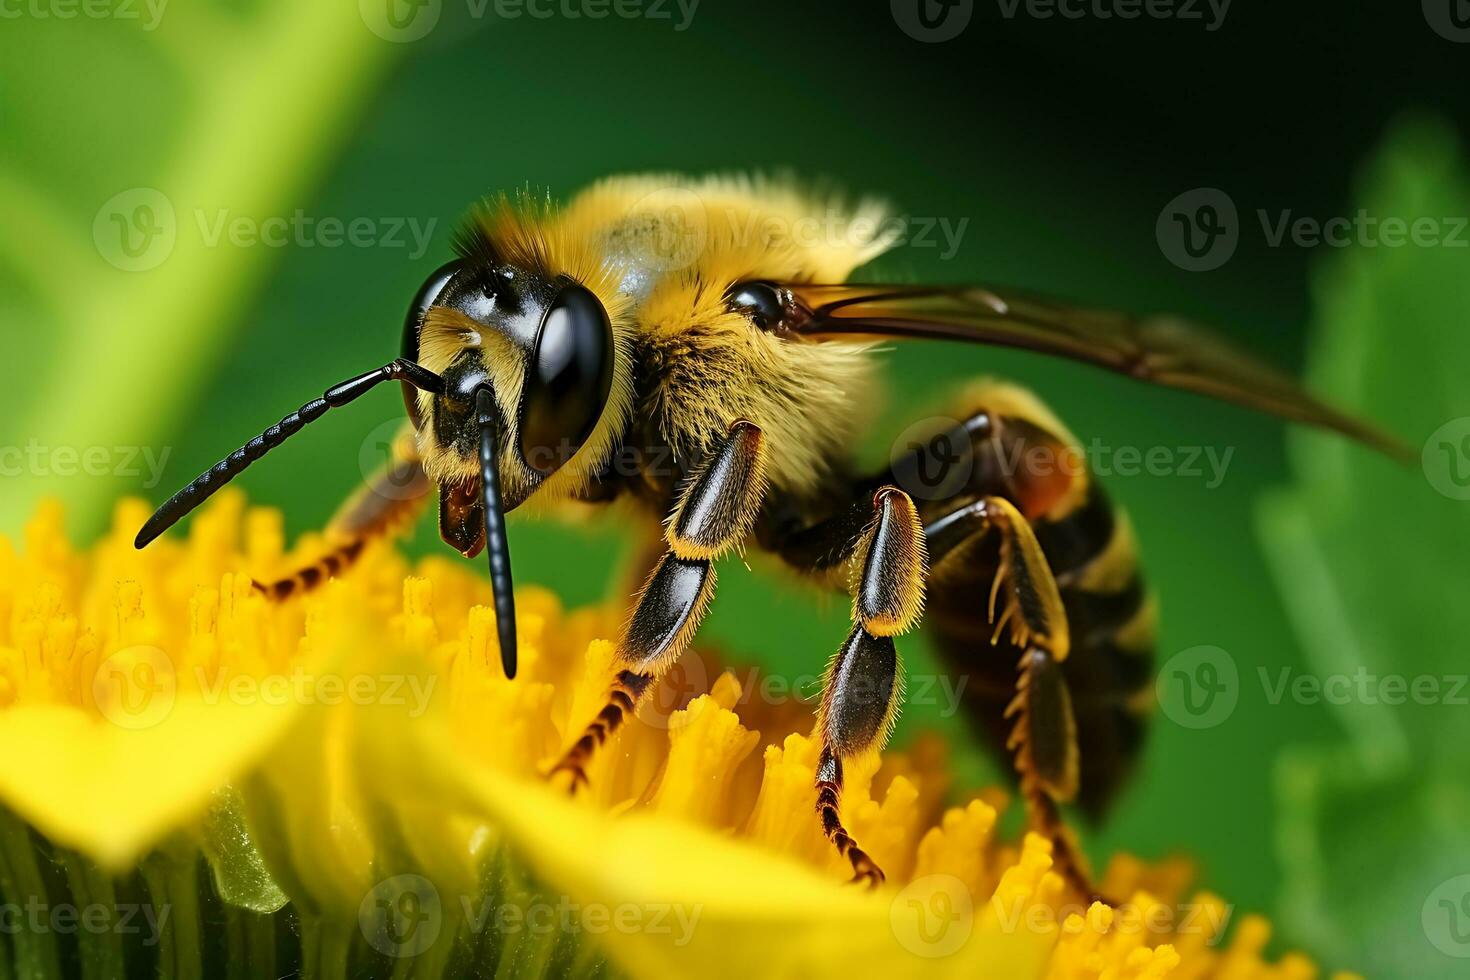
[136,175,1406,894]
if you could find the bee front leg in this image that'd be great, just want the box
[815,486,927,887]
[547,421,767,790]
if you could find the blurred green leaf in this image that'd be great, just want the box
[0,1,399,536]
[1257,116,1470,977]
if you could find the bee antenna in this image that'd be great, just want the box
[135,359,445,550]
[475,386,518,679]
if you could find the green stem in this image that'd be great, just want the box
[299,917,353,980]
[224,902,278,980]
[139,843,204,980]
[0,810,61,980]
[58,853,126,980]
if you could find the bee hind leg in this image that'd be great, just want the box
[926,495,1102,901]
[253,426,430,599]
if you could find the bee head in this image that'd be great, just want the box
[401,259,616,507]
[399,258,617,680]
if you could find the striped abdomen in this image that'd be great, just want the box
[920,398,1157,821]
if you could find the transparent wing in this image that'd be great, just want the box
[785,282,1410,461]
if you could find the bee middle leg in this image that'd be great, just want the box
[253,425,431,599]
[546,420,768,790]
[765,395,1106,893]
[812,486,928,887]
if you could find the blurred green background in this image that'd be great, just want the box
[1,2,1466,975]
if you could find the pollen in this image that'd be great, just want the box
[0,492,1356,980]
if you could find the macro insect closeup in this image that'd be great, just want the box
[133,174,1407,899]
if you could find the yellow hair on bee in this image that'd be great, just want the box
[415,192,640,505]
[586,173,896,494]
[417,174,899,501]
[559,172,898,281]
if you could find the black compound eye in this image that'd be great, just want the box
[724,280,788,331]
[401,259,464,428]
[518,282,614,474]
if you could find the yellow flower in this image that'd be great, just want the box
[0,493,1357,979]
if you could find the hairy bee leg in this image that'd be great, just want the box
[813,487,926,887]
[816,743,883,887]
[1006,645,1097,902]
[925,496,1099,899]
[549,669,654,791]
[253,427,430,600]
[767,386,1150,896]
[925,496,1070,659]
[547,421,767,790]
